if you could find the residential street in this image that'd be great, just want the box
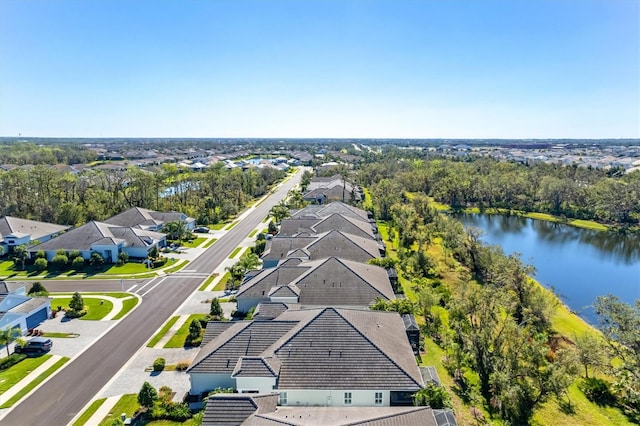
[0,169,303,426]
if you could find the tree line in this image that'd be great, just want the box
[0,162,286,227]
[0,142,98,165]
[361,157,640,226]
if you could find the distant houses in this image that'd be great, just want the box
[302,175,363,204]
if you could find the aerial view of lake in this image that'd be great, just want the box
[456,213,640,325]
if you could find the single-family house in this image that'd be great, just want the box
[104,207,196,232]
[0,217,70,253]
[0,282,51,334]
[236,257,394,313]
[28,221,165,263]
[188,307,424,407]
[302,176,360,204]
[278,213,374,240]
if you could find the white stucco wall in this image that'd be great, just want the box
[124,246,151,259]
[236,376,277,394]
[279,389,389,407]
[270,296,298,304]
[189,373,236,395]
[237,297,266,313]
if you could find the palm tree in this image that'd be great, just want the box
[162,221,187,242]
[13,245,28,270]
[0,327,22,358]
[269,201,290,224]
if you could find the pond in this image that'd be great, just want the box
[455,213,640,324]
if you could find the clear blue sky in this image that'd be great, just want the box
[0,0,638,138]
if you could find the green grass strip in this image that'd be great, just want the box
[208,222,227,230]
[72,397,107,426]
[202,238,217,248]
[42,332,78,338]
[198,274,218,291]
[162,259,187,274]
[112,297,139,320]
[0,355,52,394]
[164,314,207,348]
[228,247,242,258]
[225,221,238,230]
[147,316,179,347]
[213,272,231,291]
[0,357,68,408]
[97,394,138,426]
[248,229,259,238]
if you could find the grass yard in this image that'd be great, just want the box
[97,394,139,426]
[208,222,228,230]
[72,398,107,426]
[228,247,242,258]
[0,356,68,408]
[147,316,179,347]
[112,297,140,320]
[202,238,217,248]
[198,274,218,291]
[50,296,113,320]
[0,355,52,395]
[180,237,206,248]
[164,314,207,348]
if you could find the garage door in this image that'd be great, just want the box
[26,308,48,329]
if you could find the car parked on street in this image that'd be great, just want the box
[15,337,53,355]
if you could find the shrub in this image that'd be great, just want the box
[153,357,166,372]
[198,317,209,328]
[68,250,81,260]
[152,257,167,268]
[413,383,453,409]
[35,250,46,259]
[89,252,104,266]
[0,353,27,371]
[175,360,190,371]
[64,309,87,319]
[51,254,69,269]
[28,282,48,296]
[580,377,615,405]
[149,401,191,422]
[117,252,129,266]
[209,298,223,319]
[69,292,84,312]
[72,256,85,269]
[33,258,48,272]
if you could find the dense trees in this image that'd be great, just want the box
[0,162,286,227]
[359,158,640,226]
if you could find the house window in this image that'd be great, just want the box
[344,392,352,405]
[375,392,383,405]
[279,392,287,405]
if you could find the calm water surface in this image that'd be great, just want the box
[456,214,640,324]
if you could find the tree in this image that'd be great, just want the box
[138,381,158,409]
[269,200,290,224]
[163,221,187,241]
[210,298,223,319]
[28,282,48,296]
[574,333,607,378]
[12,245,28,270]
[0,326,21,358]
[413,383,453,409]
[594,296,640,421]
[34,258,48,272]
[89,252,104,266]
[188,319,202,342]
[69,292,84,312]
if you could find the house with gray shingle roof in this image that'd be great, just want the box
[290,202,369,222]
[28,221,165,263]
[0,216,70,254]
[236,257,394,313]
[104,207,195,231]
[302,176,361,204]
[188,307,423,407]
[0,281,51,334]
[279,213,374,240]
[262,230,381,268]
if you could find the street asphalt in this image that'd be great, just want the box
[0,169,303,426]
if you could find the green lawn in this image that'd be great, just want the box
[228,247,242,258]
[213,272,230,291]
[248,229,259,238]
[50,297,113,320]
[198,274,218,291]
[164,314,207,348]
[225,221,238,230]
[202,238,217,248]
[97,394,139,426]
[162,259,187,274]
[72,398,107,426]
[180,237,206,248]
[147,316,179,347]
[0,357,68,408]
[208,222,228,230]
[112,297,140,320]
[0,355,52,394]
[42,332,78,338]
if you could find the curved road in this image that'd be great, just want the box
[1,169,303,426]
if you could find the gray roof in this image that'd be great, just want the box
[104,207,194,229]
[243,406,437,426]
[7,297,51,314]
[202,322,236,346]
[402,314,419,331]
[278,213,373,240]
[269,285,299,298]
[290,202,368,222]
[203,393,279,426]
[0,216,70,243]
[29,221,164,251]
[253,302,290,321]
[231,356,280,378]
[236,264,312,299]
[420,366,442,386]
[433,410,458,426]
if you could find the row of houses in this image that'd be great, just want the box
[188,202,457,425]
[302,175,363,205]
[0,207,196,264]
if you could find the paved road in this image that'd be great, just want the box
[1,169,303,426]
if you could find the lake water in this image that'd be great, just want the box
[455,214,640,324]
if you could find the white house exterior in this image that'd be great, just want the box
[0,217,70,253]
[0,282,51,334]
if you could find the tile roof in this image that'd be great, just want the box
[433,409,458,426]
[203,394,279,426]
[236,264,312,299]
[253,303,290,321]
[231,356,279,378]
[8,297,51,314]
[104,207,194,229]
[202,322,237,346]
[0,216,70,243]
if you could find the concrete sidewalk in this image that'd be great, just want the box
[83,395,119,426]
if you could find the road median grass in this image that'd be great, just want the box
[164,314,207,348]
[228,247,242,258]
[0,356,68,408]
[72,397,107,426]
[147,316,179,347]
[198,274,218,291]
